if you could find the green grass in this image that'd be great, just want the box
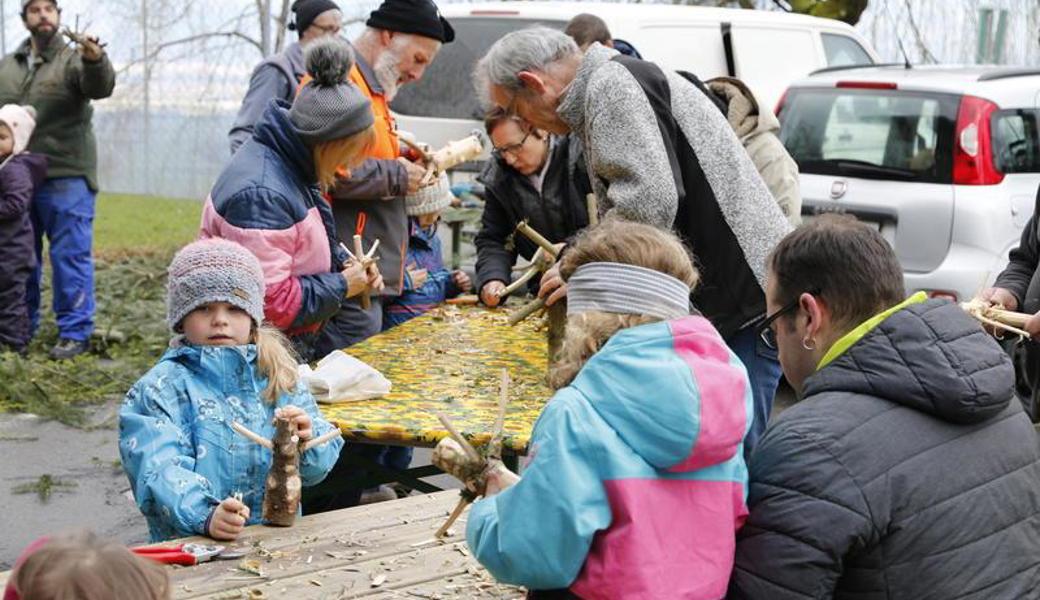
[0,193,201,425]
[93,193,201,257]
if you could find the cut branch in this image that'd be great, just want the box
[435,412,481,462]
[508,297,546,326]
[302,428,343,452]
[515,222,559,259]
[231,422,273,449]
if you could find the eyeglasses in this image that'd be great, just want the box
[491,129,532,160]
[757,289,820,349]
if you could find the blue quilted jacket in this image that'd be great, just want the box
[119,343,343,541]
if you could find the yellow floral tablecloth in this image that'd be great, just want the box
[320,304,551,454]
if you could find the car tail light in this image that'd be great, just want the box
[773,87,789,119]
[953,95,1004,185]
[835,81,898,90]
[926,290,958,302]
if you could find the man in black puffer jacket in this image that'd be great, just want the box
[729,215,1040,599]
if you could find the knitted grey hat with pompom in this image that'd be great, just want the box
[290,37,374,146]
[166,238,266,332]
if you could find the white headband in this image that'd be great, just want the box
[566,262,691,320]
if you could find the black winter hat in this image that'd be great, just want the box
[366,0,455,44]
[289,0,340,35]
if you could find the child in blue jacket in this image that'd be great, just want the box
[383,173,471,329]
[119,239,343,542]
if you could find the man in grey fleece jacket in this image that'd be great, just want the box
[476,27,792,452]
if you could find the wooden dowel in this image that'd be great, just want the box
[508,297,546,326]
[363,239,381,261]
[231,422,273,450]
[515,222,559,259]
[338,242,357,261]
[301,428,343,452]
[353,235,371,310]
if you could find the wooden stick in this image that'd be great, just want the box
[338,242,358,262]
[515,221,559,259]
[301,428,343,452]
[435,497,471,539]
[353,234,371,310]
[399,135,432,163]
[499,266,540,298]
[436,412,481,462]
[487,370,509,459]
[231,422,273,450]
[586,193,599,226]
[508,297,546,326]
[363,239,381,261]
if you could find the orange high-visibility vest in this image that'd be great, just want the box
[347,63,399,160]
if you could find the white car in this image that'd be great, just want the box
[392,1,880,151]
[778,65,1040,302]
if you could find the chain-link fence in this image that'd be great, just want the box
[2,0,1036,199]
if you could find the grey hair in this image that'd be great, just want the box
[474,27,579,98]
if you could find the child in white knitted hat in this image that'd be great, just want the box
[383,172,472,329]
[119,238,344,542]
[0,104,47,355]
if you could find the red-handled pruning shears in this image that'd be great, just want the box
[131,543,247,566]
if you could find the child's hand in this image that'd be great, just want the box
[208,497,250,540]
[453,270,472,292]
[483,460,520,497]
[275,405,313,441]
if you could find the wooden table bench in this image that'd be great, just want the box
[0,492,522,599]
[318,304,551,493]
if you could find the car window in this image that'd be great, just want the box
[821,33,873,67]
[390,18,564,120]
[993,109,1040,173]
[779,88,958,183]
[635,25,726,76]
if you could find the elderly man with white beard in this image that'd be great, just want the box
[302,0,455,515]
[308,0,454,358]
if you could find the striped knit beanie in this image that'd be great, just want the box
[405,172,454,216]
[166,239,266,331]
[291,37,374,146]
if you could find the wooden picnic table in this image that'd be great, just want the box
[0,491,523,599]
[320,304,552,457]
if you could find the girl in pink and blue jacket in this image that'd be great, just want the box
[464,219,753,600]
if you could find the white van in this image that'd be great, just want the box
[392,1,881,150]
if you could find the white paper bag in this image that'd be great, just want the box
[299,350,391,403]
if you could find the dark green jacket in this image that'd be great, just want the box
[0,34,115,190]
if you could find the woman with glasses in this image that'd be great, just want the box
[474,108,592,307]
[729,214,1040,599]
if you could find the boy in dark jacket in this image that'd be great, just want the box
[0,104,47,354]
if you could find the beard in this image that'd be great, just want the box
[28,17,58,42]
[372,47,403,102]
